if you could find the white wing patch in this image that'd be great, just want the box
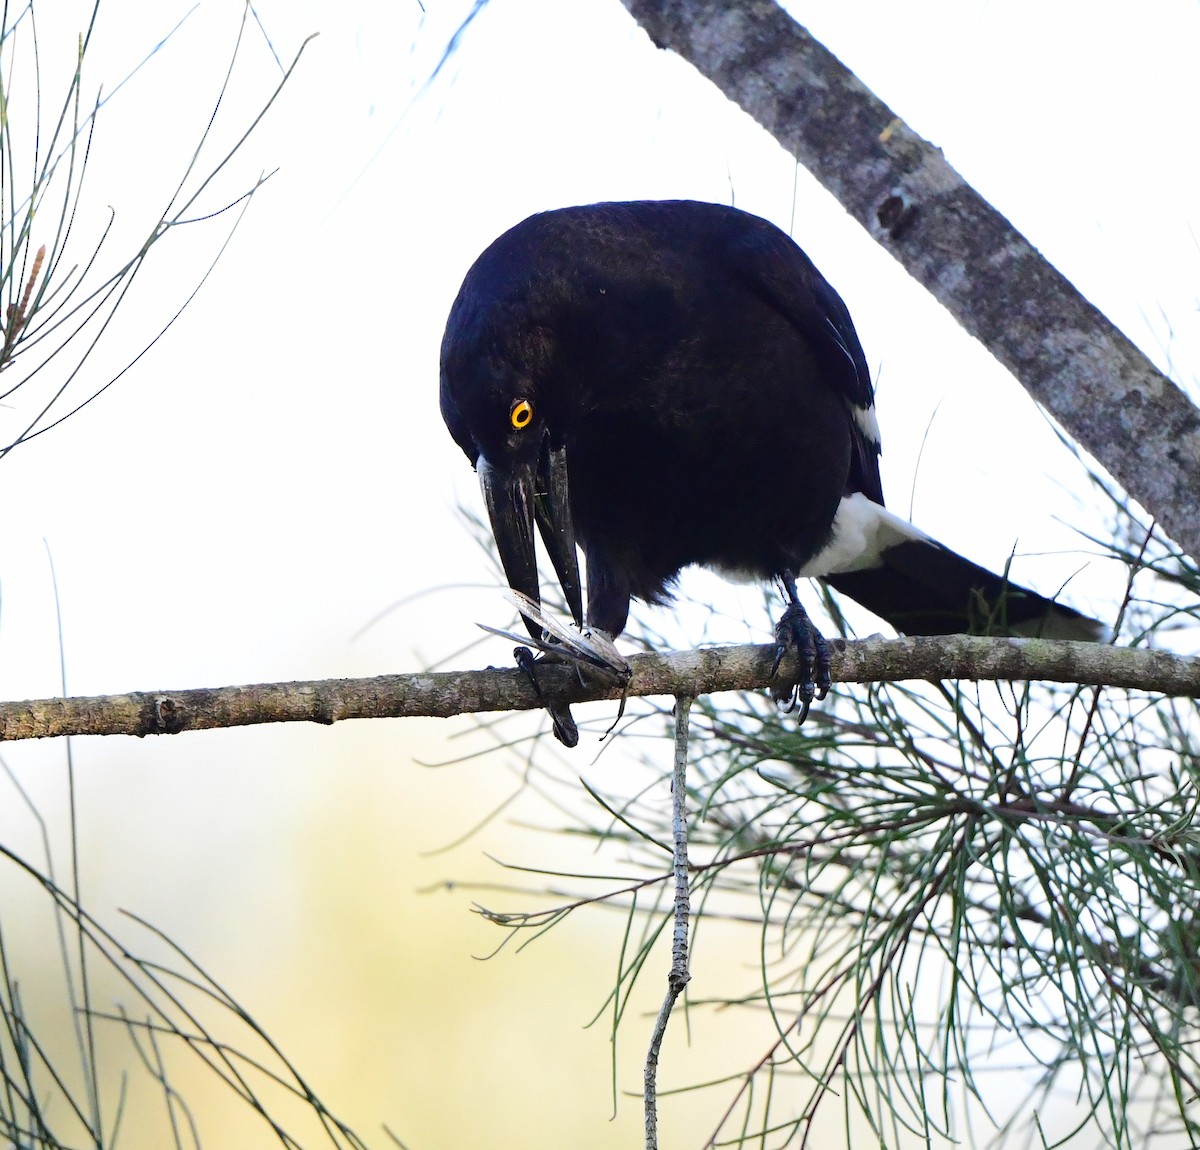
[851,402,881,447]
[799,492,929,577]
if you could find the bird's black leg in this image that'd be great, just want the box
[770,571,832,723]
[513,645,580,748]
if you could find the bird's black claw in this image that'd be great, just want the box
[514,645,579,747]
[770,602,831,722]
[548,704,580,748]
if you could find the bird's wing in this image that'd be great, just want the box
[728,223,884,506]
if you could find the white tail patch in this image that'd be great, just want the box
[799,492,929,577]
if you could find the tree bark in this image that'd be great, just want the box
[618,0,1200,559]
[0,636,1195,742]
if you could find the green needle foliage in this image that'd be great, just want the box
[0,826,375,1150]
[0,6,368,1148]
[0,0,310,458]
[472,493,1200,1150]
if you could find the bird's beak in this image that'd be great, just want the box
[478,439,584,641]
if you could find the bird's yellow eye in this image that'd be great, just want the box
[510,399,534,429]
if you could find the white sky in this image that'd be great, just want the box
[0,1,1196,1145]
[4,0,1196,700]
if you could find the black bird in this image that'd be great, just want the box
[440,200,1103,743]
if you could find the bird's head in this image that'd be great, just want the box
[440,308,584,641]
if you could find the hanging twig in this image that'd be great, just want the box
[644,694,694,1150]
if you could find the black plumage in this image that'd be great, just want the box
[440,200,1103,742]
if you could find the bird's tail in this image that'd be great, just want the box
[825,538,1106,642]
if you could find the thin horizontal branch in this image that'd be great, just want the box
[0,636,1195,743]
[618,0,1200,559]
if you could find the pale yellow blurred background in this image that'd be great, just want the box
[0,0,1196,1146]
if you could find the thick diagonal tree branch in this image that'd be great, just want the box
[0,636,1196,742]
[618,0,1200,559]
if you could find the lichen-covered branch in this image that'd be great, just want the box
[618,0,1200,560]
[0,636,1195,742]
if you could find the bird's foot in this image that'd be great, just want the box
[770,600,832,723]
[502,590,631,681]
[514,645,580,748]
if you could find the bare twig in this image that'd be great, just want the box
[644,694,693,1150]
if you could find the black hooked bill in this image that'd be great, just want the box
[476,435,584,641]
